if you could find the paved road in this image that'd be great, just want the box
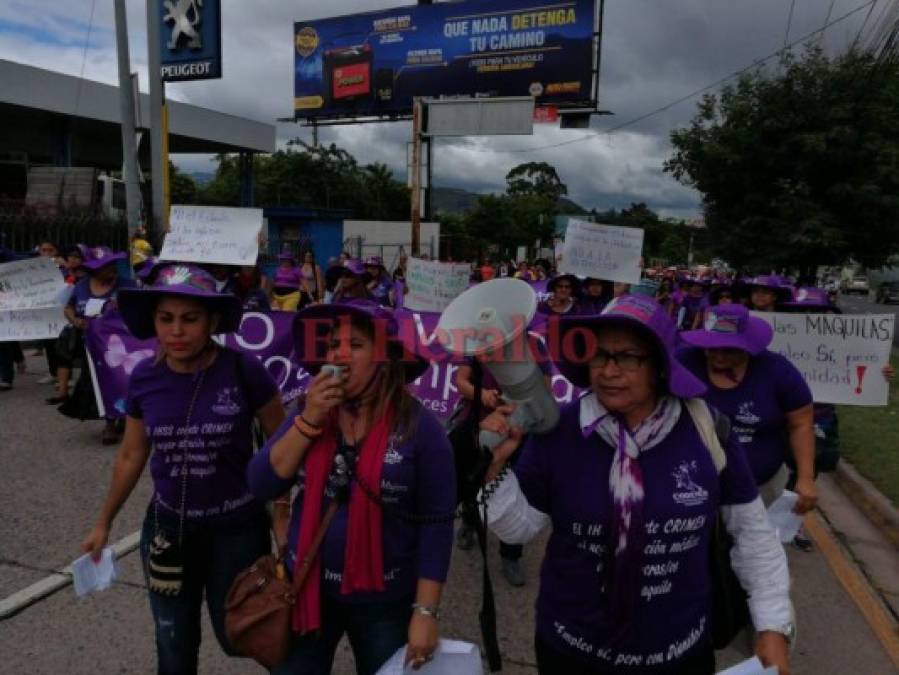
[1,355,897,674]
[838,293,899,345]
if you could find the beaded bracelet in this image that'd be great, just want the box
[294,415,323,439]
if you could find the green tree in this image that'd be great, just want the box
[666,47,899,274]
[505,161,568,202]
[168,161,198,205]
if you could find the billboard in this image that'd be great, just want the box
[160,0,222,81]
[294,0,597,120]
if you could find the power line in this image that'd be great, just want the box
[462,0,877,155]
[72,0,98,117]
[784,0,798,50]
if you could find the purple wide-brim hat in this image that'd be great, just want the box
[364,255,385,268]
[343,259,369,277]
[82,246,127,271]
[556,294,706,398]
[292,299,427,382]
[744,274,793,300]
[781,287,835,311]
[680,303,773,355]
[118,264,243,339]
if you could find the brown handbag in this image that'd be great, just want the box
[224,501,339,669]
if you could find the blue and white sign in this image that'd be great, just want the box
[160,0,222,82]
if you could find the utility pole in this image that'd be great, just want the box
[409,97,423,257]
[114,0,142,240]
[146,0,166,241]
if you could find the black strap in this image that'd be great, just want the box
[467,359,502,671]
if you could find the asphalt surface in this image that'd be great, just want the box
[1,354,897,674]
[838,293,899,345]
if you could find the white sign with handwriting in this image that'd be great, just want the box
[755,312,895,406]
[559,220,644,284]
[0,306,67,341]
[404,258,471,313]
[160,205,263,266]
[0,257,69,311]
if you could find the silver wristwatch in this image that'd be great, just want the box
[412,603,441,620]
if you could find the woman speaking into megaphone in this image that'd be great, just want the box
[477,294,794,675]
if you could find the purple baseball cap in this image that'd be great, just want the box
[680,303,773,355]
[118,264,243,339]
[82,246,127,271]
[555,294,706,398]
[292,299,427,382]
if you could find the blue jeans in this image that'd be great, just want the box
[140,506,271,675]
[274,594,413,675]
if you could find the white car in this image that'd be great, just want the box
[845,276,870,294]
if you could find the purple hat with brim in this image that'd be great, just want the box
[555,294,706,398]
[781,287,835,311]
[343,259,368,277]
[118,264,243,339]
[292,299,427,382]
[82,246,127,271]
[745,274,793,301]
[364,255,385,268]
[680,303,773,355]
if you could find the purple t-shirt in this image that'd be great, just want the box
[247,402,455,602]
[679,349,813,484]
[516,400,757,670]
[272,266,301,292]
[68,276,137,318]
[126,348,279,521]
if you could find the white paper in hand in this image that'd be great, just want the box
[71,548,119,597]
[717,655,777,674]
[83,298,107,318]
[766,490,803,542]
[375,639,482,675]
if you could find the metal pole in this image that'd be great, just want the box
[409,98,423,257]
[114,0,142,240]
[146,0,166,238]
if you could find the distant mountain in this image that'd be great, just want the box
[430,186,587,216]
[189,171,215,186]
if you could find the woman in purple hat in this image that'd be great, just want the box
[363,255,395,308]
[676,279,710,330]
[677,304,816,527]
[746,275,793,313]
[271,253,310,311]
[80,263,286,675]
[479,295,792,675]
[331,259,374,304]
[538,273,580,316]
[247,299,455,674]
[52,247,138,443]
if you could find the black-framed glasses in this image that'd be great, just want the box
[589,349,650,372]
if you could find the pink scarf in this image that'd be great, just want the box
[292,410,393,633]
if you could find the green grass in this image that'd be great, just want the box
[837,348,899,506]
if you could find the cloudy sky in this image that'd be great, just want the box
[0,0,882,218]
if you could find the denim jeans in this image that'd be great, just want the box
[139,506,271,675]
[274,594,413,675]
[0,342,16,384]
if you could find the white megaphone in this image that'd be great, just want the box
[437,278,560,450]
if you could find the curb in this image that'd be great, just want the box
[832,460,899,551]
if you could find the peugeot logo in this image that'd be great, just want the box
[163,0,203,51]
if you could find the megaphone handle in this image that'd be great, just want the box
[477,403,532,451]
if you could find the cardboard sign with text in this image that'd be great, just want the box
[754,312,895,406]
[161,205,263,266]
[403,258,471,313]
[559,220,644,284]
[0,258,69,340]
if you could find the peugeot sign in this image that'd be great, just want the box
[160,0,222,82]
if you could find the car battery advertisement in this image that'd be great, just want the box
[294,0,597,119]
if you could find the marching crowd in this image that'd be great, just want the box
[1,234,895,675]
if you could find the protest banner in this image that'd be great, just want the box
[84,308,585,421]
[0,257,69,341]
[0,257,69,311]
[754,311,895,406]
[160,205,263,266]
[559,220,644,284]
[0,307,68,341]
[403,258,472,313]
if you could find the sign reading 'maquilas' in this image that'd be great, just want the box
[160,0,222,82]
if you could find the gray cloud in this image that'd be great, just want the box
[0,0,876,217]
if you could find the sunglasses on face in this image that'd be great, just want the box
[589,349,650,372]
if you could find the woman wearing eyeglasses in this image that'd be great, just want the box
[478,295,792,675]
[538,274,580,316]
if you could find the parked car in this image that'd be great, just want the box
[843,275,870,294]
[877,281,899,304]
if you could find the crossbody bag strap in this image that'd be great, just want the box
[290,500,340,594]
[683,398,728,474]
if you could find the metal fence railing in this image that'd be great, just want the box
[0,199,128,253]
